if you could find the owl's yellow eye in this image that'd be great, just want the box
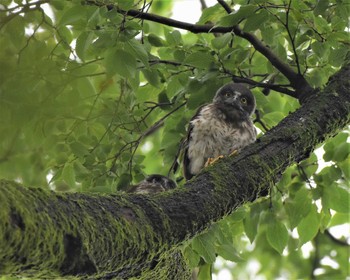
[241,97,247,104]
[224,92,231,97]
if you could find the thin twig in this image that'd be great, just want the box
[110,102,187,173]
[285,0,301,74]
[254,110,269,132]
[325,230,349,246]
[199,0,208,10]
[217,0,232,13]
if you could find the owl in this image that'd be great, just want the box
[126,174,177,194]
[183,83,256,180]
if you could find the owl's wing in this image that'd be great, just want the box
[183,104,207,180]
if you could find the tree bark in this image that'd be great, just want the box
[0,63,349,279]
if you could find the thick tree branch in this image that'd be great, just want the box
[1,64,349,279]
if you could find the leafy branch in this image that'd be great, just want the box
[85,0,314,100]
[259,0,302,74]
[109,102,186,175]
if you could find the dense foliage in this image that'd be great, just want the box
[0,0,349,279]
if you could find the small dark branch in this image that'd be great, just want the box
[110,102,186,172]
[199,0,208,10]
[221,69,297,97]
[325,230,349,246]
[303,19,326,42]
[17,11,45,64]
[261,74,276,95]
[217,0,232,13]
[254,110,269,132]
[297,164,314,189]
[216,54,297,96]
[243,79,296,96]
[285,0,301,74]
[232,25,313,97]
[0,0,49,29]
[142,102,186,138]
[311,234,320,280]
[149,59,192,68]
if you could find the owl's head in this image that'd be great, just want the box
[213,83,256,121]
[126,174,177,194]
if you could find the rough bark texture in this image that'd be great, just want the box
[0,64,349,279]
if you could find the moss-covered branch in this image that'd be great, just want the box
[0,64,349,279]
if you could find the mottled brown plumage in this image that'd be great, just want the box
[126,174,177,194]
[183,83,256,180]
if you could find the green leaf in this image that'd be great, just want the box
[198,4,222,24]
[297,204,320,246]
[211,33,232,50]
[324,132,348,150]
[332,142,350,162]
[285,187,312,229]
[73,160,90,176]
[117,0,134,10]
[219,5,256,27]
[338,158,350,180]
[76,31,95,61]
[328,47,349,67]
[216,244,244,262]
[186,79,219,110]
[164,29,182,46]
[197,263,212,280]
[183,246,200,268]
[311,41,330,59]
[322,183,350,213]
[117,173,132,191]
[243,203,262,243]
[314,0,329,16]
[227,206,248,222]
[147,34,165,47]
[125,40,149,67]
[142,68,160,87]
[184,52,215,69]
[266,218,289,254]
[313,16,331,33]
[58,6,86,27]
[192,234,216,264]
[50,0,65,10]
[157,90,171,108]
[243,10,269,32]
[315,165,342,186]
[104,48,137,78]
[298,153,318,178]
[62,163,76,187]
[69,141,89,158]
[329,212,350,227]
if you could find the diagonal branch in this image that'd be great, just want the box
[215,0,313,98]
[86,1,314,100]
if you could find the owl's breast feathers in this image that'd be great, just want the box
[183,104,256,179]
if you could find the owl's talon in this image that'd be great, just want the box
[229,150,238,157]
[204,155,224,167]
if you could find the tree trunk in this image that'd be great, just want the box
[0,63,349,279]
